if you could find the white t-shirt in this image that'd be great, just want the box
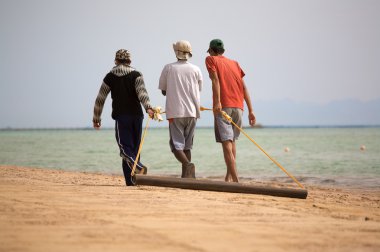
[159,61,203,119]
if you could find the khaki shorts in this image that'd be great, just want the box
[214,108,242,143]
[169,117,197,151]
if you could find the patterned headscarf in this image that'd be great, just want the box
[115,49,131,61]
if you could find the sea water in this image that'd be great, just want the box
[0,127,379,189]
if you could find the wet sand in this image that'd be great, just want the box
[1,165,379,252]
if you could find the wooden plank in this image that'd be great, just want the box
[135,175,308,199]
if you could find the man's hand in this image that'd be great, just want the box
[248,112,256,126]
[213,102,222,115]
[93,121,101,130]
[147,108,155,119]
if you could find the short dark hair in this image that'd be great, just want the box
[210,47,225,54]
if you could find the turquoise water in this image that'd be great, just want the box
[1,127,379,188]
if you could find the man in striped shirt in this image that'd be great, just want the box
[93,49,154,186]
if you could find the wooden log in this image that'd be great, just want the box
[135,175,308,199]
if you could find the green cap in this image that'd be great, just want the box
[208,39,224,52]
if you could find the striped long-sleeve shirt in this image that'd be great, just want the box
[93,64,152,123]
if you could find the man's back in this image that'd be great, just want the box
[205,55,245,109]
[104,66,143,118]
[159,61,203,119]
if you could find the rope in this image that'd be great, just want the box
[152,106,164,122]
[131,117,151,176]
[131,107,163,176]
[200,106,305,189]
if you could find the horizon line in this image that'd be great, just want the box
[1,124,380,131]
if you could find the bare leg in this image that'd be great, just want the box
[184,150,191,162]
[232,141,236,159]
[173,150,195,178]
[173,150,190,164]
[183,150,195,178]
[222,140,239,182]
[225,142,237,182]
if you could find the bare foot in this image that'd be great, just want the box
[225,174,232,182]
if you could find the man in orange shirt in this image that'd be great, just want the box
[205,39,256,182]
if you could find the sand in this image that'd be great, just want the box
[0,165,379,252]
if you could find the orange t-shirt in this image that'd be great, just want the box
[205,55,245,110]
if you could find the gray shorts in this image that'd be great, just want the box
[214,108,242,143]
[169,117,197,151]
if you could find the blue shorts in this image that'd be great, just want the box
[214,108,242,143]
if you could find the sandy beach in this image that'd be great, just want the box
[0,165,379,252]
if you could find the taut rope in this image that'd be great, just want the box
[200,106,304,189]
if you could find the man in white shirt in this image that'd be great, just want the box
[159,40,203,178]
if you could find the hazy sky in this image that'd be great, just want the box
[1,0,379,128]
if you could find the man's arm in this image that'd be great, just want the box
[135,75,154,118]
[242,79,256,126]
[93,82,110,129]
[209,71,222,114]
[158,66,167,97]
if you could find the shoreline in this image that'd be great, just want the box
[1,165,379,251]
[2,163,379,191]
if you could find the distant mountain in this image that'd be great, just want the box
[253,98,380,126]
[196,98,380,127]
